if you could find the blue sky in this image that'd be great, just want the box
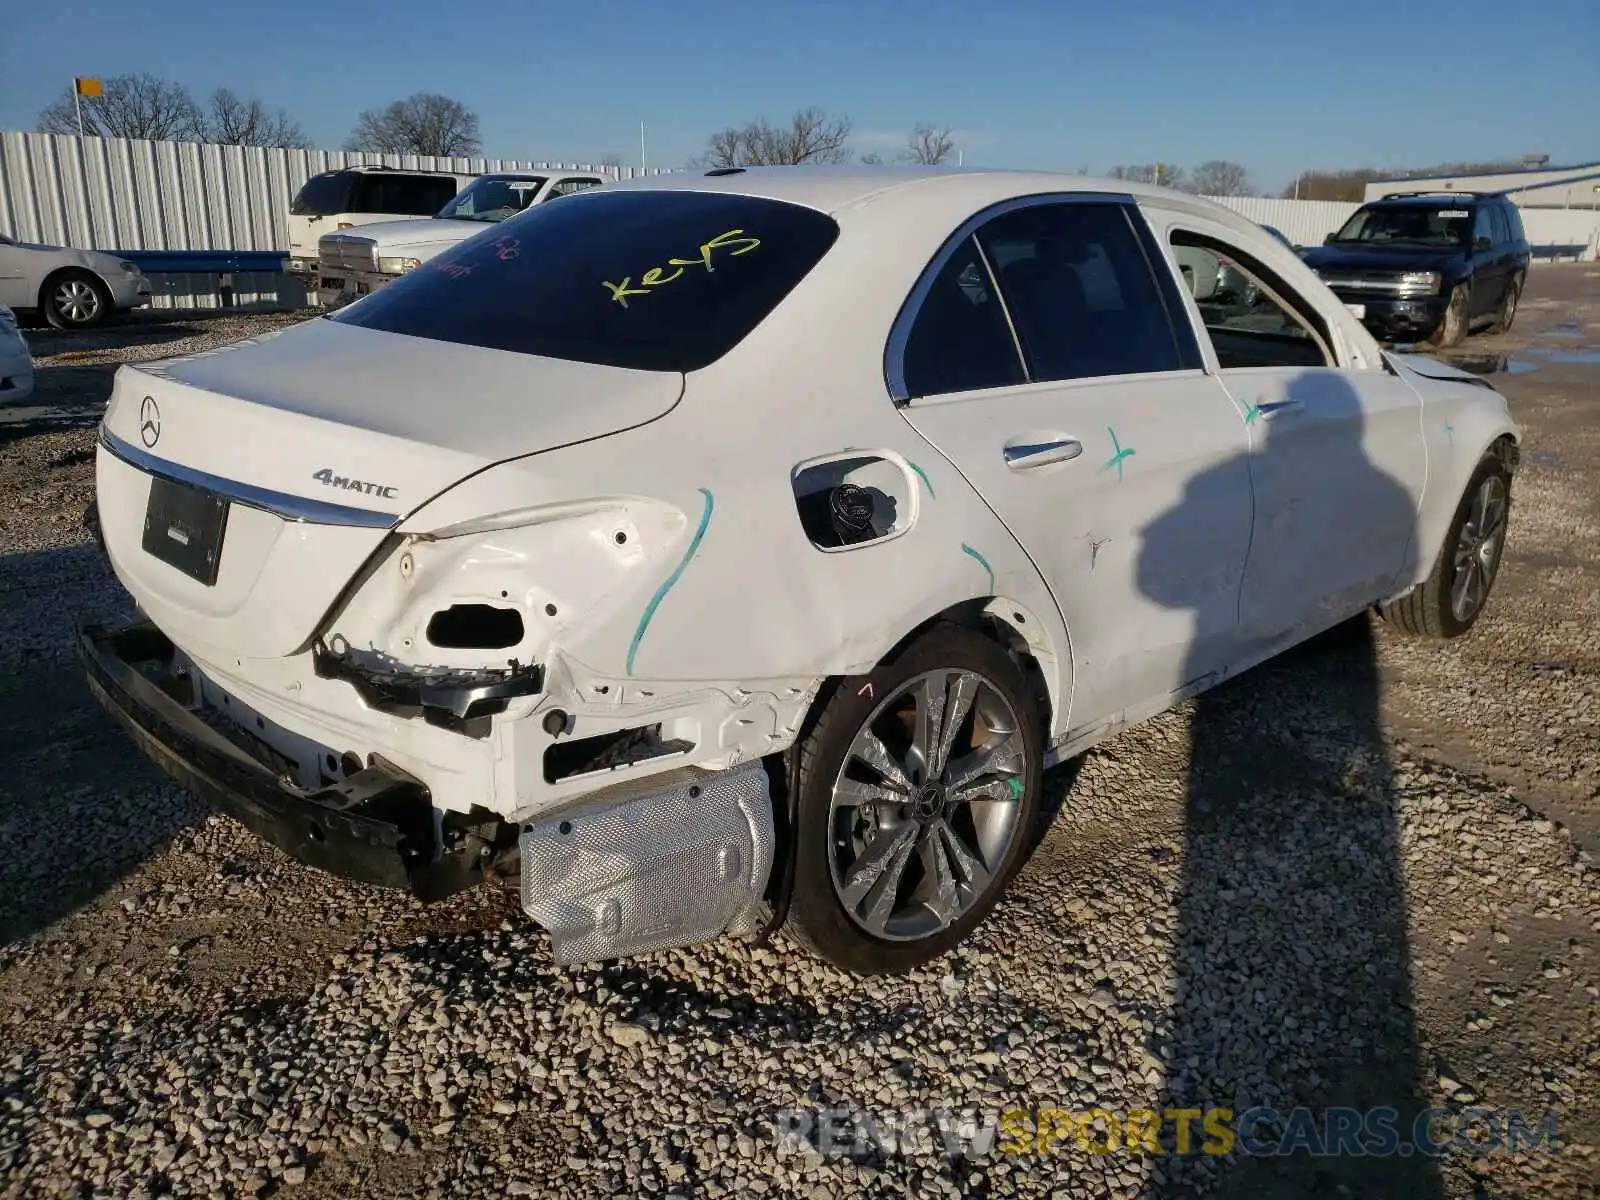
[2,0,1595,191]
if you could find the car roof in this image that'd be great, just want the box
[1364,193,1494,208]
[596,164,1263,224]
[319,166,465,177]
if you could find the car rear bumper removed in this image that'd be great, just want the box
[77,618,496,901]
[78,617,783,960]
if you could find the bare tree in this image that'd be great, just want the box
[38,73,201,140]
[345,93,481,156]
[858,151,886,165]
[1109,163,1188,190]
[698,108,853,167]
[198,89,309,148]
[902,123,955,166]
[1190,160,1253,197]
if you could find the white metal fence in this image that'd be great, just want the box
[0,130,673,254]
[4,130,1595,264]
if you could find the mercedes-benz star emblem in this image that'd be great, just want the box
[139,396,161,448]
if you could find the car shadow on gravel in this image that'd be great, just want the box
[1139,370,1443,1198]
[0,544,200,945]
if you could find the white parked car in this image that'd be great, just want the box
[315,172,606,306]
[286,167,474,284]
[81,167,1519,974]
[0,233,152,329]
[0,305,34,403]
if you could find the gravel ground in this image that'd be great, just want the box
[1,291,1597,1199]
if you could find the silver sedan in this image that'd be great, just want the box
[0,234,152,329]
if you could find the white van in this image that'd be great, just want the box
[286,168,475,283]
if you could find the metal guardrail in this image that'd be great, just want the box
[117,250,287,274]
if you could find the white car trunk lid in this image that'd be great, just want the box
[97,317,682,657]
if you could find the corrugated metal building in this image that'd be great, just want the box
[1363,161,1600,259]
[1365,161,1600,208]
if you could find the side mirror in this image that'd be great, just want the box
[1323,233,1337,245]
[1473,236,1492,252]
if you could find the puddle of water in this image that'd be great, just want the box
[1525,348,1600,366]
[1448,354,1540,376]
[1537,323,1586,342]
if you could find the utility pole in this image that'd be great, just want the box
[640,122,647,175]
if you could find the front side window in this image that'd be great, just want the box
[549,178,604,199]
[977,203,1186,383]
[436,176,548,222]
[1169,229,1333,370]
[1331,204,1471,248]
[899,237,1026,399]
[1471,206,1495,247]
[333,189,840,372]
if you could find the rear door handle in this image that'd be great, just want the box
[1003,436,1083,469]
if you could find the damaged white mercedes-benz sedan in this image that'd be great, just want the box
[81,167,1519,973]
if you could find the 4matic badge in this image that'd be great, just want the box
[312,469,398,500]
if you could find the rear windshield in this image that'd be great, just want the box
[330,189,841,372]
[290,172,355,216]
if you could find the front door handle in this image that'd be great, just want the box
[1256,399,1304,419]
[1003,436,1084,469]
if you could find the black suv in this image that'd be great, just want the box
[1299,192,1530,347]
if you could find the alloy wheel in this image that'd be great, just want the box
[1451,474,1507,622]
[827,668,1027,941]
[54,279,102,325]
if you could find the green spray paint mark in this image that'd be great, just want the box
[961,543,995,593]
[909,461,935,499]
[1100,426,1136,481]
[626,488,715,677]
[1444,422,1455,444]
[1006,776,1024,800]
[1243,403,1262,426]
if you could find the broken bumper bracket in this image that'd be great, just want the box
[77,618,486,900]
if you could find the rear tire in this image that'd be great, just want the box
[784,623,1044,974]
[1489,273,1523,334]
[1380,444,1512,639]
[1426,283,1468,349]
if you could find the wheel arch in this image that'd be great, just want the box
[799,592,1070,761]
[37,264,111,312]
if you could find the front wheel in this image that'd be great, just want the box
[784,623,1043,974]
[43,270,113,329]
[1380,446,1512,638]
[1426,283,1469,349]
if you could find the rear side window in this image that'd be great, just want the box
[290,172,355,216]
[1502,203,1526,243]
[332,189,840,372]
[979,203,1187,383]
[900,237,1026,398]
[349,174,459,215]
